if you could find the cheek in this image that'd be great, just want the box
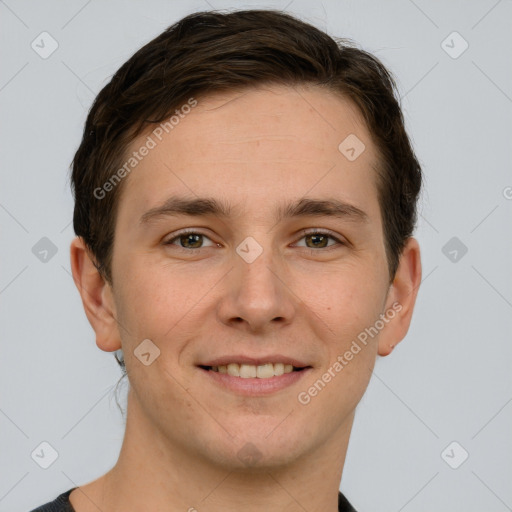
[322,273,384,398]
[114,255,221,343]
[310,282,381,411]
[112,257,173,343]
[297,265,386,337]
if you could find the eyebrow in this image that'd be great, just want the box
[139,196,369,226]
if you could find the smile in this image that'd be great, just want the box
[200,362,306,379]
[198,364,312,396]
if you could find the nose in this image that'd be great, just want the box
[216,246,296,333]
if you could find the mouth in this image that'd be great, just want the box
[198,363,309,378]
[197,361,312,396]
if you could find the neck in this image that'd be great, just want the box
[75,388,354,512]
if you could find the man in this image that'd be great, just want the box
[32,8,422,512]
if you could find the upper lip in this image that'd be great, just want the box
[198,355,311,368]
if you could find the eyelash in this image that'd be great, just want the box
[163,228,345,252]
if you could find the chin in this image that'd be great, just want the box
[195,422,307,471]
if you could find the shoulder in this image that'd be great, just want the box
[29,488,77,512]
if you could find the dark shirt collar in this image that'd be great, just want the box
[339,490,357,511]
[34,487,357,511]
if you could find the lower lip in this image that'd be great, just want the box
[198,367,312,396]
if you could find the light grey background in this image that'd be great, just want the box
[1,1,511,511]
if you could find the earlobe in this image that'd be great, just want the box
[378,237,422,356]
[69,237,121,353]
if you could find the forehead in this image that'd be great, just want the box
[168,84,371,159]
[116,84,381,225]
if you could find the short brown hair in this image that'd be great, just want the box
[71,8,422,289]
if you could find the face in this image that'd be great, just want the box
[105,84,397,469]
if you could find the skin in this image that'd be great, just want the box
[69,83,421,512]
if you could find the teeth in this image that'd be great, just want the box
[227,363,240,377]
[211,362,297,378]
[274,363,285,376]
[257,363,275,378]
[240,364,257,378]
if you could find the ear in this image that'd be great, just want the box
[69,236,121,353]
[378,237,422,356]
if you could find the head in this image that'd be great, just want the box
[70,9,422,470]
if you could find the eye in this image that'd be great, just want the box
[294,229,344,250]
[163,230,217,249]
[162,229,345,252]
